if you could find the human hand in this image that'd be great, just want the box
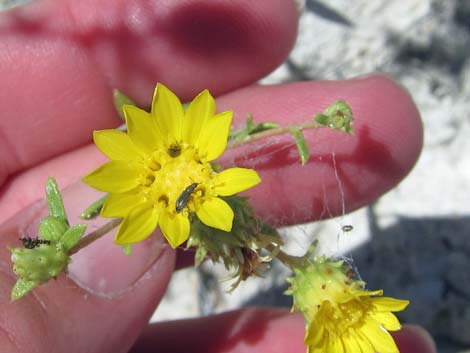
[0,1,436,352]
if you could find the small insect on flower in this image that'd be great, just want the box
[167,144,181,158]
[341,224,353,232]
[175,183,199,213]
[20,237,51,249]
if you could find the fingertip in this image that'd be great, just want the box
[217,75,423,224]
[393,325,437,353]
[348,74,423,175]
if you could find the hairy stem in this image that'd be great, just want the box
[227,120,321,149]
[265,243,305,269]
[69,218,122,255]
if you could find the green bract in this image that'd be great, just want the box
[188,195,282,290]
[9,178,86,301]
[11,244,70,283]
[314,100,354,134]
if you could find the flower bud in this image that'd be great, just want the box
[11,244,70,284]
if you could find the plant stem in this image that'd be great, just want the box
[227,120,322,149]
[69,218,122,255]
[265,243,305,269]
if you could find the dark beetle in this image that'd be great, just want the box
[20,237,51,249]
[175,183,198,213]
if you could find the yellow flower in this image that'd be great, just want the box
[83,83,261,248]
[287,258,409,353]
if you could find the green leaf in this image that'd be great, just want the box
[244,114,280,134]
[59,224,86,252]
[11,279,37,301]
[80,195,108,220]
[122,244,133,256]
[230,113,280,142]
[251,122,280,134]
[246,114,254,127]
[38,216,69,242]
[195,246,208,267]
[113,89,136,120]
[45,178,68,224]
[314,113,330,126]
[290,128,309,165]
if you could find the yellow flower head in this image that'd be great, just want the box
[287,258,409,353]
[83,83,261,248]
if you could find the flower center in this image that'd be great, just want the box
[138,145,214,214]
[338,300,367,328]
[321,299,369,334]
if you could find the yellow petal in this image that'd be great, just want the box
[307,346,323,353]
[353,289,383,297]
[159,212,190,248]
[196,110,232,162]
[354,330,375,353]
[213,168,261,196]
[305,320,325,346]
[369,312,402,331]
[327,337,344,353]
[123,105,162,153]
[360,320,399,353]
[83,161,140,193]
[182,89,215,145]
[342,330,363,353]
[115,205,159,244]
[101,192,145,218]
[372,297,409,312]
[93,129,143,160]
[196,197,234,232]
[152,83,184,144]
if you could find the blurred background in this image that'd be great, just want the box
[151,1,470,353]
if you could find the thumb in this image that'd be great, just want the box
[0,180,175,353]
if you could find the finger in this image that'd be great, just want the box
[392,325,437,353]
[0,0,298,181]
[0,76,422,226]
[129,308,306,353]
[130,309,436,353]
[0,181,176,353]
[218,75,423,225]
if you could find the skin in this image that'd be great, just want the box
[0,1,437,352]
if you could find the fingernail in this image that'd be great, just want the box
[61,181,166,297]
